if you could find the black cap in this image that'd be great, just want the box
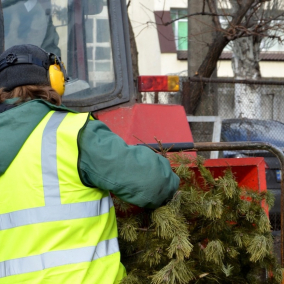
[0,44,51,91]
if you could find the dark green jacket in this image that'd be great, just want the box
[0,99,180,208]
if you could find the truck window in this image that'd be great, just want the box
[2,0,131,111]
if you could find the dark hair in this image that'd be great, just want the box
[0,85,62,106]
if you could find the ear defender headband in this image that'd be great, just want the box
[0,51,67,95]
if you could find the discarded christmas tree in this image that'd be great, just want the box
[114,153,283,284]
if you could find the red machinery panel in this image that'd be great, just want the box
[97,104,196,156]
[191,157,268,215]
[98,104,268,214]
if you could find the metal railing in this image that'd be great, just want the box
[141,141,284,266]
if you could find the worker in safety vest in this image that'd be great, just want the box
[0,44,180,284]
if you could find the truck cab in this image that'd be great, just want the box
[0,0,195,144]
[1,0,135,112]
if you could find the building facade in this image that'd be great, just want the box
[128,0,284,79]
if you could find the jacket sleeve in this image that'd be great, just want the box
[78,119,180,209]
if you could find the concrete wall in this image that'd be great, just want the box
[187,1,214,77]
[160,54,187,75]
[217,61,284,78]
[128,0,187,75]
[154,0,187,10]
[128,0,161,75]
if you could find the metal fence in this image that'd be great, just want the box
[217,80,284,121]
[186,78,284,232]
[142,78,284,231]
[142,77,284,150]
[184,77,284,146]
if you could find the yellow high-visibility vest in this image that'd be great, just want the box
[0,111,126,284]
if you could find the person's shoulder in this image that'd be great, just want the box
[83,118,113,136]
[43,100,79,113]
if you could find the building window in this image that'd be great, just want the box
[170,9,188,50]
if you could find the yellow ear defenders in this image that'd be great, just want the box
[48,54,67,96]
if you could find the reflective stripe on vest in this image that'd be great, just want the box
[0,238,119,278]
[0,111,123,282]
[41,112,66,205]
[0,197,113,230]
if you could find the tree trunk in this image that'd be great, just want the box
[187,0,256,114]
[232,37,262,119]
[186,32,229,114]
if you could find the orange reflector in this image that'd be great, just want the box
[138,76,179,92]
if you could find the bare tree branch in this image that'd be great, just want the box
[130,0,284,114]
[127,0,131,9]
[207,0,222,30]
[152,11,227,26]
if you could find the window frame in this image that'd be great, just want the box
[62,0,133,112]
[170,9,188,51]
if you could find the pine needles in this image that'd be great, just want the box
[116,154,282,284]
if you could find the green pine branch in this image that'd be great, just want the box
[116,153,282,284]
